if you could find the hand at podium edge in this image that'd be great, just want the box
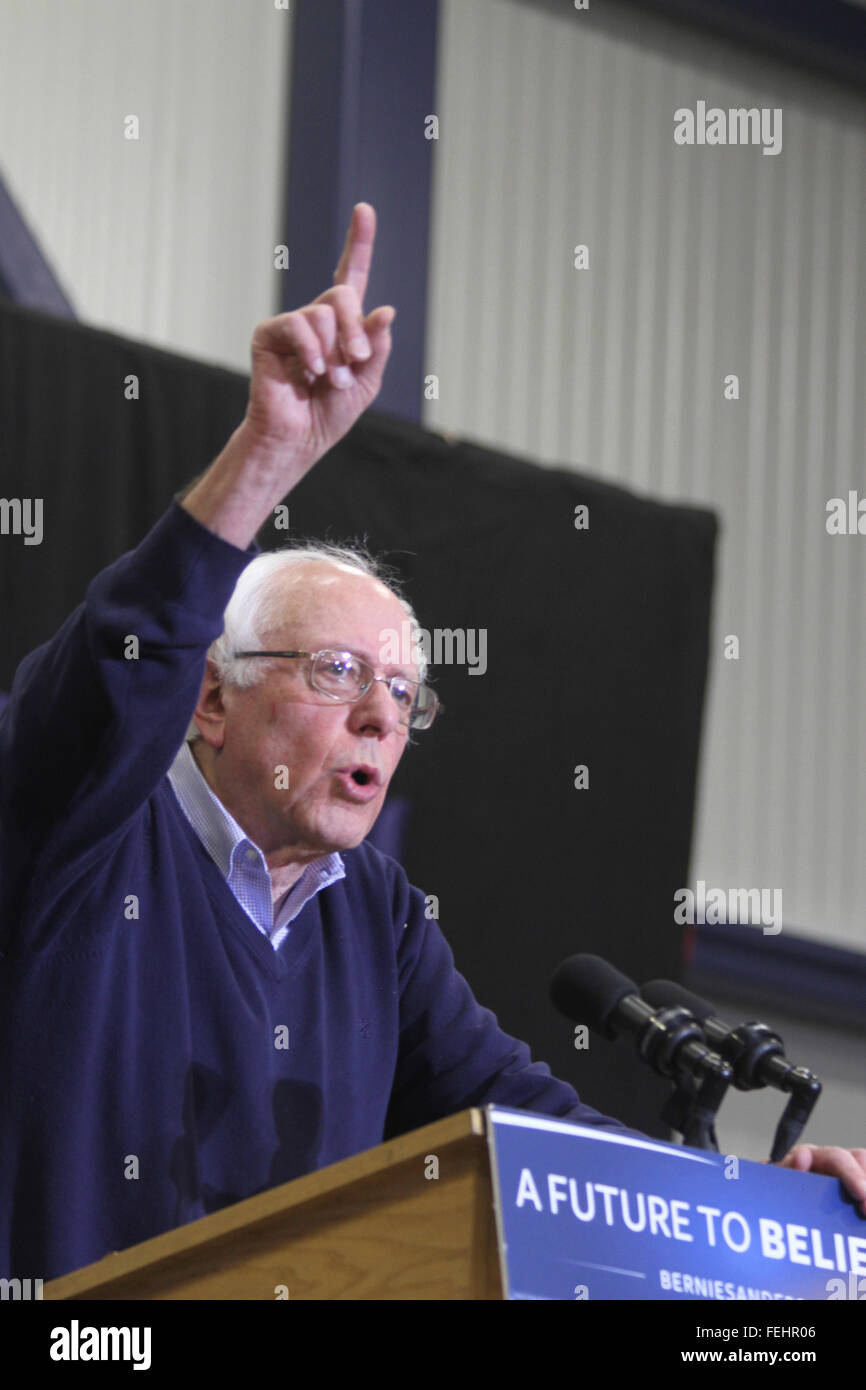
[771,1144,866,1217]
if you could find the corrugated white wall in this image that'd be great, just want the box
[0,0,290,371]
[425,0,866,954]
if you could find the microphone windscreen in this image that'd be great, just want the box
[642,978,714,1021]
[549,953,638,1039]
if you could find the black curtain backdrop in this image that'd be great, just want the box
[0,303,718,1136]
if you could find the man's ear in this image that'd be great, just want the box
[192,658,228,749]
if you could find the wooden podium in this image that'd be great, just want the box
[44,1109,503,1300]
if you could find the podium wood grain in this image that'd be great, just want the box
[43,1108,503,1300]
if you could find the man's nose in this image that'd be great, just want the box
[348,677,403,734]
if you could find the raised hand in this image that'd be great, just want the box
[181,203,394,548]
[243,202,395,467]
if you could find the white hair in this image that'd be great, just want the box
[187,542,426,742]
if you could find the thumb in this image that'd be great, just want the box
[364,304,396,343]
[351,305,395,389]
[779,1145,814,1171]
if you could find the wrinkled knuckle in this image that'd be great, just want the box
[305,304,333,332]
[330,283,357,312]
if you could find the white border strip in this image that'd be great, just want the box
[487,1107,718,1166]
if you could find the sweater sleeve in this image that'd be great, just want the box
[385,875,644,1140]
[0,501,256,873]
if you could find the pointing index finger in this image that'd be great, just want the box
[333,202,376,308]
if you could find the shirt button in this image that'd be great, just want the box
[244,847,258,864]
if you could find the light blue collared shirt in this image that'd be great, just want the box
[167,740,345,951]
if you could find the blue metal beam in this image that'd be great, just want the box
[686,921,866,1036]
[0,175,75,318]
[283,0,439,423]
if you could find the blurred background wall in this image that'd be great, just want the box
[425,0,866,959]
[0,0,289,368]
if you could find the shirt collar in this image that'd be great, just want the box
[167,739,344,888]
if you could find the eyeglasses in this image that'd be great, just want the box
[232,649,443,730]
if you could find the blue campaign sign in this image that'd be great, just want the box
[486,1107,866,1301]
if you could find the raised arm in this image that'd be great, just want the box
[182,202,395,547]
[0,204,394,868]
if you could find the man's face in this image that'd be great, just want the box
[193,562,417,866]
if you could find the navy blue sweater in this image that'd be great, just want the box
[0,501,629,1282]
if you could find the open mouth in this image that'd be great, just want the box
[334,765,381,800]
[344,764,379,787]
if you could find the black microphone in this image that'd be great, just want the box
[550,954,732,1091]
[641,978,822,1161]
[641,978,820,1094]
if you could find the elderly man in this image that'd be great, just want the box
[0,206,863,1286]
